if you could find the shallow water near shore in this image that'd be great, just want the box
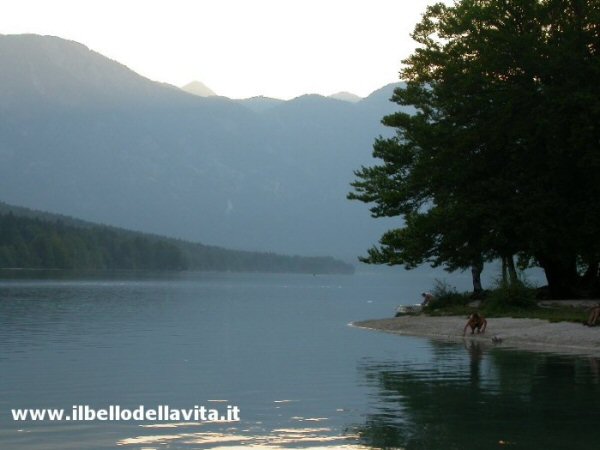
[1,270,599,449]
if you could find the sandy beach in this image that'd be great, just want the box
[352,315,600,356]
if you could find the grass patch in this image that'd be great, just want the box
[423,279,589,323]
[484,306,587,323]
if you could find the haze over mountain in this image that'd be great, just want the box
[235,96,285,113]
[181,80,217,97]
[0,34,405,260]
[328,91,362,103]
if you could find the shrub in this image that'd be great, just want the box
[426,279,471,311]
[484,279,537,312]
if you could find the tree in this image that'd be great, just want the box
[349,0,600,298]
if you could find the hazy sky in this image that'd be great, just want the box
[2,0,444,99]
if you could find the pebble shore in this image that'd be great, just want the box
[352,315,600,356]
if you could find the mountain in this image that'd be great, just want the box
[328,91,362,103]
[236,96,285,113]
[0,34,188,109]
[0,34,405,260]
[181,80,217,97]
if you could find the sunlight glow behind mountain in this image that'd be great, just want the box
[1,0,445,99]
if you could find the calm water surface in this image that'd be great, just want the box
[1,270,599,450]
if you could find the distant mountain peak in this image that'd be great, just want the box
[181,80,217,97]
[328,91,362,103]
[235,95,284,113]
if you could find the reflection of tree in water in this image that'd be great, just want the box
[354,341,600,450]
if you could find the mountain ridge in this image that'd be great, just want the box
[0,33,404,260]
[181,80,217,97]
[0,200,354,274]
[329,91,362,102]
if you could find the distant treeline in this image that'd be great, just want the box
[0,212,354,274]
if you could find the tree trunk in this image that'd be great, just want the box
[501,255,518,285]
[582,261,599,286]
[471,258,484,296]
[506,255,518,285]
[581,260,599,296]
[538,255,579,299]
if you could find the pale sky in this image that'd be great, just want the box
[1,0,443,100]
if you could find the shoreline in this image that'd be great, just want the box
[352,316,600,356]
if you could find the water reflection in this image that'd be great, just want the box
[118,424,367,448]
[355,340,600,449]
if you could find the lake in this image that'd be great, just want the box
[1,270,599,449]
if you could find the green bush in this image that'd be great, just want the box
[484,279,537,312]
[422,276,587,323]
[426,279,471,311]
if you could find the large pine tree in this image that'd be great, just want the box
[349,0,600,298]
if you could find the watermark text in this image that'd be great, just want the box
[11,404,240,423]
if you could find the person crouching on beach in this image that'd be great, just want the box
[587,305,600,326]
[463,312,487,336]
[421,292,434,307]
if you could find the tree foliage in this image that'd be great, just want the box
[0,213,188,270]
[349,0,600,297]
[0,212,354,274]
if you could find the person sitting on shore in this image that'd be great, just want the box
[586,305,600,326]
[421,292,434,307]
[463,312,487,336]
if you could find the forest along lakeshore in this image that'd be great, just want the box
[0,203,353,275]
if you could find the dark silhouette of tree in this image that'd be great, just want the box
[349,0,600,297]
